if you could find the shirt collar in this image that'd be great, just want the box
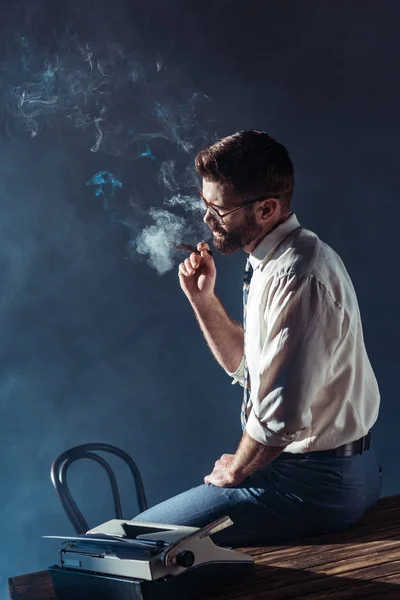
[248,213,301,271]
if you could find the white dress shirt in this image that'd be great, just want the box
[227,213,380,452]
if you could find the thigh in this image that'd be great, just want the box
[131,482,255,529]
[130,469,304,547]
[129,454,381,547]
[339,447,382,515]
[270,448,382,531]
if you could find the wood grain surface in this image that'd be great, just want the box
[9,494,400,600]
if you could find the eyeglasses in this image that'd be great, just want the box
[200,191,280,226]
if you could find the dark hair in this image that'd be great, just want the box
[195,129,294,209]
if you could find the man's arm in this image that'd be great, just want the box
[205,274,343,487]
[245,273,342,447]
[191,294,244,374]
[178,241,244,374]
[204,431,287,487]
[231,431,287,477]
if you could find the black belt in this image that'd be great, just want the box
[277,431,372,460]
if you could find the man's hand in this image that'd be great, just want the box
[204,453,247,488]
[178,242,216,303]
[204,434,288,488]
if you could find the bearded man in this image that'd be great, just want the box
[131,130,382,547]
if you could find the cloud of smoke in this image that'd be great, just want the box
[134,208,209,275]
[86,168,209,274]
[6,34,215,274]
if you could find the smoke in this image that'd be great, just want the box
[86,171,123,210]
[164,193,204,213]
[135,209,190,275]
[5,34,216,274]
[86,168,209,274]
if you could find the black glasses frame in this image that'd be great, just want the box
[200,191,281,225]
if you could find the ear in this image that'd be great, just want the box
[259,198,278,220]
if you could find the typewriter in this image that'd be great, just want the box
[45,515,254,599]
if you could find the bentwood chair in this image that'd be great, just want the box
[50,443,148,534]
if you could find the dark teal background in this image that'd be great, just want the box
[0,1,398,592]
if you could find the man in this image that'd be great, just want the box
[131,129,382,546]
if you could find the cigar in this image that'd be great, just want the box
[166,242,213,257]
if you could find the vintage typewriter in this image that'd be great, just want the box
[45,515,254,599]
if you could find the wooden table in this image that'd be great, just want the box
[9,494,400,600]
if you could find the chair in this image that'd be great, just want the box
[50,443,148,534]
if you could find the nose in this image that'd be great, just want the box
[203,208,213,225]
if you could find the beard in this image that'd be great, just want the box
[209,210,263,255]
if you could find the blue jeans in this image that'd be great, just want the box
[131,447,382,547]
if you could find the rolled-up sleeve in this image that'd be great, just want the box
[246,272,342,446]
[225,354,245,387]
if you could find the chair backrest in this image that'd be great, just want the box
[50,443,148,534]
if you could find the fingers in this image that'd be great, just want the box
[198,241,212,259]
[197,241,213,260]
[178,262,188,277]
[216,454,233,467]
[179,253,201,276]
[177,259,193,277]
[178,241,213,279]
[189,252,200,269]
[197,241,210,252]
